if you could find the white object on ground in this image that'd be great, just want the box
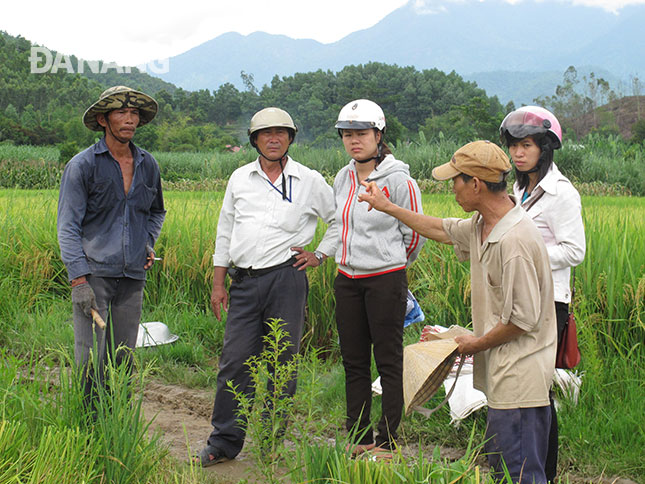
[553,368,583,409]
[372,376,382,395]
[372,324,583,423]
[136,322,179,348]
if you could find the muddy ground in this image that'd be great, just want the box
[142,379,470,483]
[141,379,638,484]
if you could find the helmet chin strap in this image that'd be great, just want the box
[354,139,383,164]
[105,119,130,145]
[517,164,541,174]
[354,154,378,164]
[257,147,289,200]
[517,148,549,175]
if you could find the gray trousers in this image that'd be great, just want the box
[73,275,145,399]
[207,265,308,459]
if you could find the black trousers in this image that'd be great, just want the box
[334,270,407,449]
[546,301,570,483]
[207,264,308,459]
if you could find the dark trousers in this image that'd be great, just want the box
[73,275,145,402]
[486,406,551,484]
[207,265,308,459]
[334,270,407,449]
[546,301,569,482]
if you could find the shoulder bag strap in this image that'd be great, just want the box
[522,188,546,212]
[570,267,576,311]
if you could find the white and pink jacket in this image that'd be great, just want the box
[333,154,425,278]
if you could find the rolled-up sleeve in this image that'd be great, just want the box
[443,217,473,262]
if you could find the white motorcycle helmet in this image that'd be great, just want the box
[335,99,386,132]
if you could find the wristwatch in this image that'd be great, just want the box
[314,251,325,265]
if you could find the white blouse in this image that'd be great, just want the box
[513,164,586,304]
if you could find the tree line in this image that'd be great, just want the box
[0,31,508,153]
[1,30,643,155]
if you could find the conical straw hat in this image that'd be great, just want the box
[403,339,459,416]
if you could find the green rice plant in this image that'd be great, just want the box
[0,419,102,483]
[5,135,642,194]
[291,347,346,445]
[288,426,508,484]
[557,355,645,479]
[577,196,645,357]
[85,349,168,484]
[2,188,643,362]
[0,346,170,484]
[0,144,62,189]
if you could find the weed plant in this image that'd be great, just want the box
[226,319,301,483]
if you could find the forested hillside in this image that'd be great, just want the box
[0,31,507,151]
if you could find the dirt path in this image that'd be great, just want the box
[142,380,255,482]
[140,379,467,482]
[141,379,638,484]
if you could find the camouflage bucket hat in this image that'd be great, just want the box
[83,86,158,131]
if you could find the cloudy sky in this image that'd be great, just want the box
[2,0,643,67]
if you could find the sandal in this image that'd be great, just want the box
[346,442,376,457]
[193,444,228,467]
[366,445,393,461]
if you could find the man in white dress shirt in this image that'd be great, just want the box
[195,107,338,466]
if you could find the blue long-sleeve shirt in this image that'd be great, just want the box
[57,138,166,281]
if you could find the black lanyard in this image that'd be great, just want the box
[267,175,292,202]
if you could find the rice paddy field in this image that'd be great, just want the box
[1,183,643,483]
[0,138,644,484]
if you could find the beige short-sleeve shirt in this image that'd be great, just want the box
[443,199,556,409]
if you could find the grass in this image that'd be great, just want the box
[1,137,644,194]
[0,188,643,482]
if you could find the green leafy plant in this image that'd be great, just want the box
[227,318,301,483]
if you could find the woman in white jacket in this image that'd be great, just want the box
[500,106,586,484]
[332,99,425,457]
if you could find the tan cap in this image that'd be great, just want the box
[432,140,511,183]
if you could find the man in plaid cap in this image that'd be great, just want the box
[57,86,166,407]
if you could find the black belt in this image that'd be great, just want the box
[228,257,296,282]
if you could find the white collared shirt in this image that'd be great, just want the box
[513,164,586,303]
[213,156,338,269]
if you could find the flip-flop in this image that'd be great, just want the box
[345,442,376,457]
[365,446,393,461]
[193,444,227,467]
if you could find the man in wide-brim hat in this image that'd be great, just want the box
[57,85,166,408]
[358,140,557,484]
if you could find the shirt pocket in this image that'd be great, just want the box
[271,200,305,233]
[484,272,504,320]
[133,183,158,213]
[87,178,119,212]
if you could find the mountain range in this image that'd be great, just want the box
[154,0,645,104]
